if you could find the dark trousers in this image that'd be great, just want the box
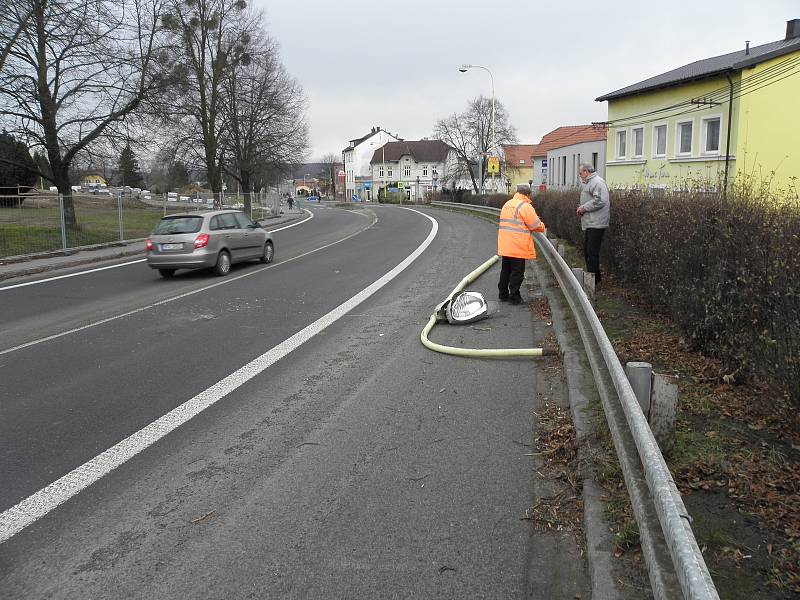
[498,256,526,299]
[584,228,605,284]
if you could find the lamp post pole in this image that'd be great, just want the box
[459,63,496,192]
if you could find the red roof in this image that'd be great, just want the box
[529,125,607,156]
[502,145,537,167]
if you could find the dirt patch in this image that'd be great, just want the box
[594,274,800,597]
[523,399,586,553]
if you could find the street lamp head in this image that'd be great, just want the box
[458,63,471,72]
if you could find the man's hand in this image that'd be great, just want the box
[576,206,586,217]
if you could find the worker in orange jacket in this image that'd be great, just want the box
[497,184,546,305]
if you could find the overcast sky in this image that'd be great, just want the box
[253,0,798,161]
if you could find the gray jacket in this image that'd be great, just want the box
[579,173,610,230]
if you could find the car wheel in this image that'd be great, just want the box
[158,268,176,278]
[260,241,274,264]
[214,250,231,276]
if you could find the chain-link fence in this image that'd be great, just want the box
[0,190,285,259]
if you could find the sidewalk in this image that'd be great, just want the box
[0,208,307,283]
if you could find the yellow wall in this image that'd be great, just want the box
[604,49,800,197]
[604,75,738,189]
[80,174,107,186]
[734,51,800,195]
[506,165,532,190]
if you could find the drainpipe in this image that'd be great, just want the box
[723,71,734,201]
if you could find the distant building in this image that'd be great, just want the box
[596,18,800,193]
[342,127,401,200]
[502,145,537,191]
[80,174,107,187]
[545,125,607,190]
[368,139,456,202]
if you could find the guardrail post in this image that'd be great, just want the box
[651,373,678,456]
[625,361,653,417]
[58,193,67,251]
[571,267,584,290]
[557,243,566,258]
[584,271,596,297]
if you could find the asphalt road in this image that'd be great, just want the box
[0,204,589,598]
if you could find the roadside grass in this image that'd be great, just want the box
[0,202,164,257]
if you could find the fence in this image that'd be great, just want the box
[0,191,284,260]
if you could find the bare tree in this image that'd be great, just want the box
[221,30,308,210]
[0,2,33,71]
[316,153,340,198]
[160,0,257,201]
[433,95,516,194]
[0,0,167,226]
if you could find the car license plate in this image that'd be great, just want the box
[161,243,182,250]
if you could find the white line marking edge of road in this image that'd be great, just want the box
[0,210,330,357]
[0,211,315,292]
[0,206,437,544]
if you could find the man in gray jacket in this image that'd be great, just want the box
[576,163,610,286]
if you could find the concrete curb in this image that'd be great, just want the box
[0,246,145,282]
[533,258,623,600]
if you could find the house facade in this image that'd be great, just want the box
[546,127,607,190]
[517,126,607,192]
[368,140,454,201]
[80,174,108,187]
[502,145,537,191]
[342,126,401,200]
[596,19,800,194]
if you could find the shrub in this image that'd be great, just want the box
[533,186,800,405]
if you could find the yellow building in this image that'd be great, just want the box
[80,174,107,187]
[596,19,800,196]
[502,144,537,191]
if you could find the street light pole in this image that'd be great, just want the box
[459,63,496,192]
[459,63,495,155]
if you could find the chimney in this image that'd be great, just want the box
[787,19,800,40]
[745,40,750,55]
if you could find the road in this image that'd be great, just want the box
[0,204,589,598]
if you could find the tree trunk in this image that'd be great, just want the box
[240,171,251,212]
[50,155,76,229]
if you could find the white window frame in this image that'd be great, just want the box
[675,119,694,156]
[422,165,428,176]
[652,123,668,158]
[631,127,644,158]
[615,129,627,159]
[701,114,722,155]
[431,165,438,176]
[378,165,384,178]
[403,164,411,177]
[387,167,393,178]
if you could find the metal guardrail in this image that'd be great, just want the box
[431,200,719,600]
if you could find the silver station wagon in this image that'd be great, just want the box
[146,210,274,278]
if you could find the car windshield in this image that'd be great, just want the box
[153,216,203,234]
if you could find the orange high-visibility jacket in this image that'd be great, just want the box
[497,193,546,259]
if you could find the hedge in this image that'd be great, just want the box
[531,186,800,406]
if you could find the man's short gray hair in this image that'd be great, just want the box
[516,184,532,195]
[579,162,595,173]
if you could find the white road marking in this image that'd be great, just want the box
[0,211,353,357]
[0,259,147,291]
[0,212,315,292]
[0,207,437,544]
